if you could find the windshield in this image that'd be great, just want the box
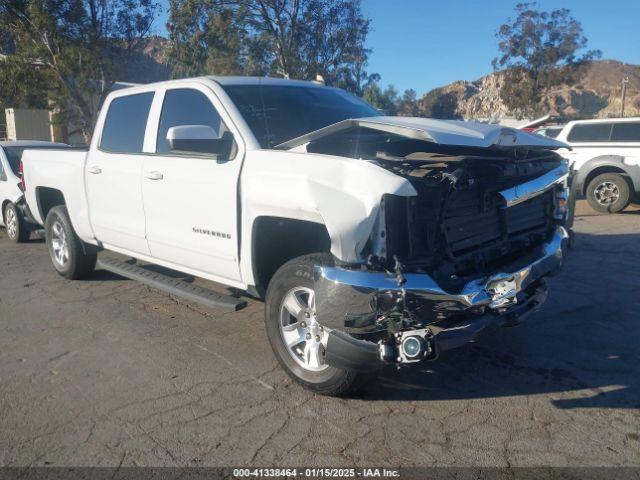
[3,147,27,175]
[222,84,380,148]
[545,128,561,139]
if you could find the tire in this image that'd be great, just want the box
[45,205,96,279]
[265,253,359,396]
[4,202,29,243]
[586,173,631,214]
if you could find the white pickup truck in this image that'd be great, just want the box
[22,77,572,396]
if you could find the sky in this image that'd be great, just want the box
[154,0,640,95]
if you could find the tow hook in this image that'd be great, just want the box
[379,328,435,365]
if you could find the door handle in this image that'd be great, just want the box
[145,171,164,181]
[88,166,102,174]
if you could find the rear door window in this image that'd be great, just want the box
[100,92,154,153]
[567,123,613,143]
[611,122,640,142]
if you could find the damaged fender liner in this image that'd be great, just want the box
[324,330,381,372]
[316,227,568,371]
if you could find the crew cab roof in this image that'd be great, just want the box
[207,76,324,88]
[278,117,569,150]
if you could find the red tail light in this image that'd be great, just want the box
[18,160,26,192]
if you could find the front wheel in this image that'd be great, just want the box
[264,253,359,396]
[45,206,96,279]
[4,202,29,243]
[586,173,631,213]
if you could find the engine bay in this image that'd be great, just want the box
[306,126,565,290]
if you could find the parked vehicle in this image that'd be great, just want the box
[0,141,68,242]
[21,77,572,396]
[556,117,640,213]
[533,125,563,139]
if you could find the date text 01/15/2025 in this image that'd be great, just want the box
[232,468,400,477]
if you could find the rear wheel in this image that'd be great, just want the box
[45,206,96,279]
[264,253,359,396]
[586,173,631,213]
[4,202,29,243]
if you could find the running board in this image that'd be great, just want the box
[96,257,246,311]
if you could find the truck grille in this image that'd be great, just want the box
[443,189,553,258]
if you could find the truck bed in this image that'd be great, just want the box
[22,148,90,234]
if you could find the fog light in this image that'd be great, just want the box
[394,329,433,364]
[401,336,423,359]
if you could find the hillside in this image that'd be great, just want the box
[117,36,171,84]
[419,60,640,120]
[112,43,640,121]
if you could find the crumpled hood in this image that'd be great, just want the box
[277,116,568,150]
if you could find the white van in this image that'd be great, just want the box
[556,118,640,213]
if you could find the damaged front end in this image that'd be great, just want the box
[315,226,566,370]
[300,120,572,371]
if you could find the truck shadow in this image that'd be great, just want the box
[354,231,640,409]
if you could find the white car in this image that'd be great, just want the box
[21,77,571,396]
[556,117,640,213]
[0,141,68,242]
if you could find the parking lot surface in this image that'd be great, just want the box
[0,201,639,467]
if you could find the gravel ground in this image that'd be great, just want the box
[0,201,639,467]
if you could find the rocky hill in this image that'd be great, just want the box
[419,60,640,120]
[118,42,640,121]
[118,36,171,84]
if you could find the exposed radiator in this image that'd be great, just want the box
[443,189,553,257]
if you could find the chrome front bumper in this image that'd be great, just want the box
[314,226,569,335]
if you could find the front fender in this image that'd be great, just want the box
[240,150,416,280]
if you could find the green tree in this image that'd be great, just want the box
[362,82,398,115]
[0,9,50,112]
[493,2,601,116]
[167,0,376,93]
[397,89,419,117]
[1,0,158,141]
[0,56,52,111]
[167,0,269,78]
[288,0,372,91]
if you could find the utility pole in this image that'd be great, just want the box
[620,77,629,117]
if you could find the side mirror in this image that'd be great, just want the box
[167,125,234,158]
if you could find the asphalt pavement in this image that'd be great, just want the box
[0,201,638,467]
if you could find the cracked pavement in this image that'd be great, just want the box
[0,201,639,467]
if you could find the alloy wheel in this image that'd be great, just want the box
[279,286,328,372]
[51,220,69,267]
[594,181,620,206]
[6,206,17,239]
